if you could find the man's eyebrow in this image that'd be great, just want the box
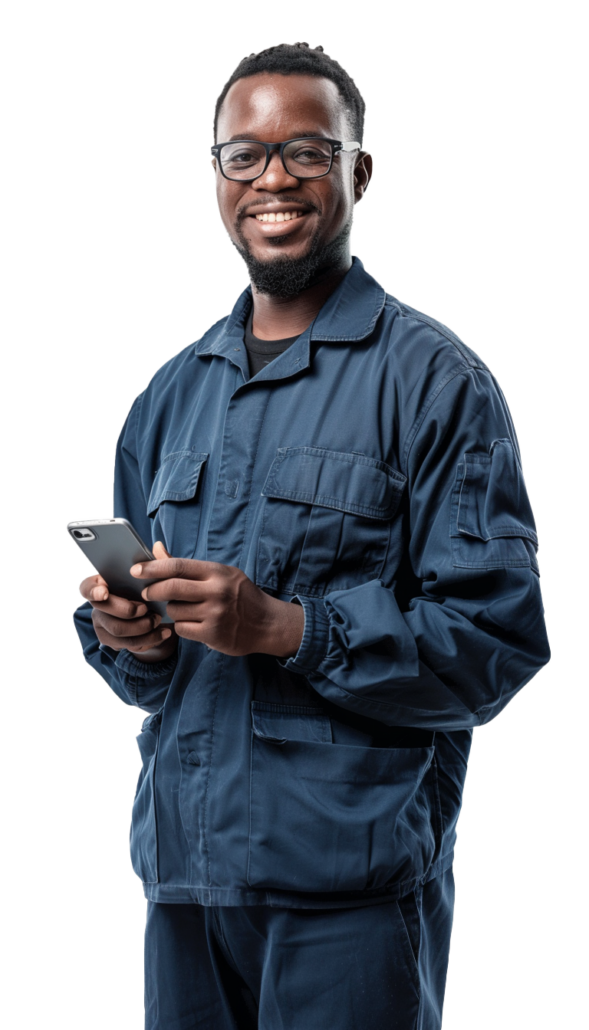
[224,132,327,143]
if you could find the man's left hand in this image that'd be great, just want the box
[130,544,305,658]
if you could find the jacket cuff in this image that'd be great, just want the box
[277,595,331,675]
[99,643,178,683]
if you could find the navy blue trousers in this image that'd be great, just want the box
[144,868,454,1030]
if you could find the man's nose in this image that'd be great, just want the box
[252,150,300,192]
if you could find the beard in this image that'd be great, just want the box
[232,217,352,299]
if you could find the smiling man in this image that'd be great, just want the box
[215,69,369,328]
[74,42,550,1030]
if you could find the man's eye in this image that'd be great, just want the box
[291,147,331,165]
[224,149,259,166]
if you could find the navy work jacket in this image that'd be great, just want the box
[74,258,550,908]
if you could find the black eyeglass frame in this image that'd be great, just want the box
[211,137,361,182]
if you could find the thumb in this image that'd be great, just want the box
[152,540,172,560]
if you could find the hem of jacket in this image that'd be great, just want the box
[142,851,454,908]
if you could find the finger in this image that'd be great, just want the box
[94,609,161,640]
[152,540,171,560]
[90,593,148,620]
[165,601,206,622]
[80,574,109,603]
[81,575,148,618]
[95,622,174,653]
[130,557,218,581]
[140,578,209,604]
[174,621,209,643]
[127,626,174,653]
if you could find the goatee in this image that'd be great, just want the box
[233,221,352,299]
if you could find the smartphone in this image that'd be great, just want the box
[68,518,173,623]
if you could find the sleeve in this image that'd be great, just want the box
[278,367,550,731]
[73,393,178,714]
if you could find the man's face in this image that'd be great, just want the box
[214,73,369,292]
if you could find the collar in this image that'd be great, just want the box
[194,255,387,364]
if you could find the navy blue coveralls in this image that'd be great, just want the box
[74,258,550,1028]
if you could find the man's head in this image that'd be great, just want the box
[213,43,372,298]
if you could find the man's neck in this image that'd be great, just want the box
[250,260,351,340]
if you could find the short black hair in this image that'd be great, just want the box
[214,42,365,144]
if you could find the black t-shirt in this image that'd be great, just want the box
[244,310,299,379]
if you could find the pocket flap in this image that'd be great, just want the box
[147,450,208,517]
[261,447,406,520]
[251,700,332,744]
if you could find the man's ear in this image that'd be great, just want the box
[353,152,372,202]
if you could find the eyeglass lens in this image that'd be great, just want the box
[219,139,333,180]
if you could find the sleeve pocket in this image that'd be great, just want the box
[147,450,208,559]
[450,438,539,573]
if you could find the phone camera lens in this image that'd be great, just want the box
[74,530,84,538]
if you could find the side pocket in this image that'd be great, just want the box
[450,438,539,572]
[130,711,162,884]
[397,886,423,971]
[247,709,437,893]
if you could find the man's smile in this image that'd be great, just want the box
[241,201,316,238]
[255,209,303,222]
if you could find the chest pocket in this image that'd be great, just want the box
[147,450,208,559]
[256,446,406,598]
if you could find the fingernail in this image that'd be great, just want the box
[136,604,148,616]
[161,629,172,640]
[93,587,108,601]
[130,564,142,576]
[141,588,149,600]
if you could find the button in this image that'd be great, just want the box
[187,751,201,765]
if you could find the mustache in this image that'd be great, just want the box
[236,195,321,220]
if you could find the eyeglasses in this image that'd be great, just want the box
[211,137,361,182]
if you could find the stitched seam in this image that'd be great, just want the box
[237,394,272,572]
[458,527,538,543]
[315,668,480,722]
[272,445,405,479]
[263,490,395,519]
[251,702,326,714]
[387,298,483,367]
[201,653,225,889]
[402,366,472,474]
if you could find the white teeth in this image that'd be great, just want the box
[255,210,303,222]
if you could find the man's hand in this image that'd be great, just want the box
[79,541,178,664]
[130,546,305,658]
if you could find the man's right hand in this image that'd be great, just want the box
[79,544,178,664]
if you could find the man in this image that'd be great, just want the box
[74,42,550,1030]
